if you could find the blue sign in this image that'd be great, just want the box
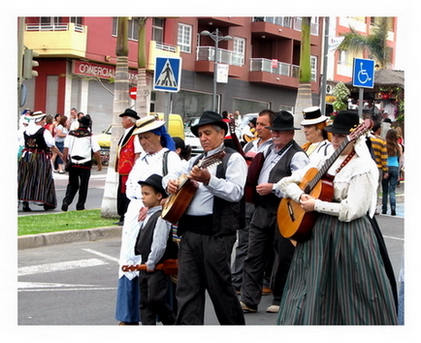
[352,58,375,88]
[153,57,182,92]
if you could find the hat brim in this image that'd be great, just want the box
[300,116,328,126]
[265,126,301,131]
[191,121,228,137]
[132,120,165,135]
[324,125,350,135]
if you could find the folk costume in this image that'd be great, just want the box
[115,116,181,324]
[276,111,398,325]
[18,112,57,210]
[61,116,101,211]
[135,174,178,325]
[116,108,141,223]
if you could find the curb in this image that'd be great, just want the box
[18,226,122,250]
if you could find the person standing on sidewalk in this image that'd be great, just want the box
[382,128,403,216]
[61,116,102,211]
[115,108,142,225]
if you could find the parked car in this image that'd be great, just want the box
[95,113,185,165]
[184,117,203,156]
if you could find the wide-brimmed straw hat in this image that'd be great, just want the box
[132,115,165,135]
[265,110,300,131]
[301,106,328,125]
[191,111,228,137]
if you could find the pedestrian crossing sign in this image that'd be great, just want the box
[153,57,182,93]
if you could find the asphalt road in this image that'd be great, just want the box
[17,213,404,326]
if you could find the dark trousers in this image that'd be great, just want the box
[63,166,91,210]
[139,270,176,325]
[176,231,245,325]
[241,206,294,309]
[117,175,130,222]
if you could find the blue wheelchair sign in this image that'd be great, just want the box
[352,58,375,88]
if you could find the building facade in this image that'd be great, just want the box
[21,16,325,134]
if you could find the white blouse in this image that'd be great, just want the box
[277,146,379,222]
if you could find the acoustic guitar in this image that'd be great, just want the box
[277,119,372,242]
[228,117,265,204]
[161,150,226,225]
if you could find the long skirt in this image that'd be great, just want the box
[18,150,57,208]
[277,214,398,325]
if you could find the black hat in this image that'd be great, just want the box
[265,110,300,131]
[301,106,328,125]
[191,111,228,137]
[119,108,140,120]
[138,174,168,198]
[325,111,360,135]
[78,115,92,127]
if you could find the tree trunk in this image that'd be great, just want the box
[294,17,313,146]
[135,17,149,118]
[101,18,130,218]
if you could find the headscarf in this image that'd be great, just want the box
[150,125,176,151]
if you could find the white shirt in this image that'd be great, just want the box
[162,144,247,216]
[64,132,101,164]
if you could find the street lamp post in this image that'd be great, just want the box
[200,29,232,112]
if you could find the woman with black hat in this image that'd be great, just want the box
[276,111,398,325]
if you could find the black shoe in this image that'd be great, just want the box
[114,221,124,226]
[43,204,56,211]
[382,210,387,214]
[22,202,32,212]
[391,210,396,216]
[61,202,68,212]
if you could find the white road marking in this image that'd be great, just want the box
[383,235,404,241]
[18,258,107,276]
[82,248,119,263]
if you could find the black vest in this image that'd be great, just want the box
[257,140,303,214]
[178,147,244,237]
[134,210,178,263]
[24,127,48,151]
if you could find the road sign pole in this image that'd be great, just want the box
[358,87,364,118]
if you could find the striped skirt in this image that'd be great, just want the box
[18,150,57,208]
[277,214,398,325]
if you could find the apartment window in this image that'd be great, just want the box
[178,23,192,53]
[233,37,245,66]
[152,18,164,43]
[112,18,139,41]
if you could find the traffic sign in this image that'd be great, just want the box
[352,58,375,88]
[129,86,137,100]
[153,57,182,92]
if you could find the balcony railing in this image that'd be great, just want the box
[196,46,244,66]
[250,58,299,78]
[253,16,294,29]
[26,23,85,33]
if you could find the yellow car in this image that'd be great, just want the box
[95,113,185,165]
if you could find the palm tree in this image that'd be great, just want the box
[294,17,313,145]
[135,17,149,118]
[338,17,391,68]
[101,17,131,218]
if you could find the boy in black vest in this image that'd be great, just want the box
[135,174,178,325]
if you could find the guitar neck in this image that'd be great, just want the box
[305,137,350,192]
